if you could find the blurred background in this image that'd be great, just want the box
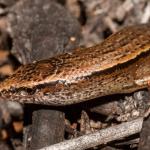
[0,0,149,149]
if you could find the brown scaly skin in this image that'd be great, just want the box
[0,24,150,105]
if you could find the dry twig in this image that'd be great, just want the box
[40,117,143,150]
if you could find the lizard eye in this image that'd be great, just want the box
[10,86,16,93]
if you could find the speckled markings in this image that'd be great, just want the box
[0,24,150,105]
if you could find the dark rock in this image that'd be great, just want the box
[9,0,81,64]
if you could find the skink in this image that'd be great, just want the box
[0,24,150,105]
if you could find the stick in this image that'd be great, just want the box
[40,117,143,150]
